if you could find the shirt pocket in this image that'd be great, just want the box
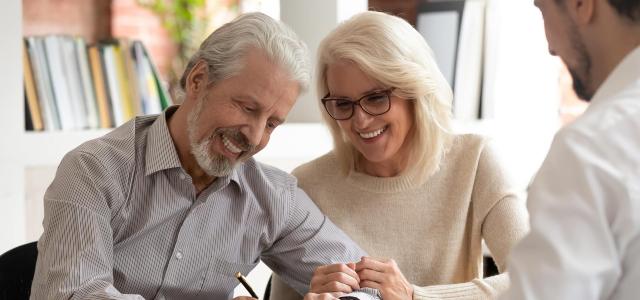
[198,256,256,299]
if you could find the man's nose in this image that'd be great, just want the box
[241,121,265,147]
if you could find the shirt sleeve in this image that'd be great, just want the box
[30,150,143,300]
[499,130,623,300]
[261,187,368,296]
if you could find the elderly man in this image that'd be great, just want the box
[501,0,640,299]
[30,13,366,300]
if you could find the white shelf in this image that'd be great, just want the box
[20,130,111,166]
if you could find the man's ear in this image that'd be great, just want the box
[568,0,595,25]
[185,60,209,95]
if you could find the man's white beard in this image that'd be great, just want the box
[187,99,235,177]
[190,134,234,177]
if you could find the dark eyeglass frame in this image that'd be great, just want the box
[321,88,395,120]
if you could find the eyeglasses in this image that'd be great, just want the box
[321,88,394,120]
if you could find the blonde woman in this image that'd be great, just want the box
[270,11,529,300]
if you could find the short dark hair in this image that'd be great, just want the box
[555,0,640,22]
[607,0,640,22]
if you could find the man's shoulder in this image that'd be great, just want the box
[237,158,298,191]
[557,94,640,157]
[537,94,640,193]
[70,116,156,174]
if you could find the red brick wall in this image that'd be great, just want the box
[369,0,419,25]
[23,0,175,81]
[23,0,112,43]
[111,0,176,81]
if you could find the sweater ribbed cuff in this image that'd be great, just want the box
[412,279,497,300]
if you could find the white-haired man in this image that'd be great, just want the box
[30,13,366,300]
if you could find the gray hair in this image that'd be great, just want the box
[177,12,310,101]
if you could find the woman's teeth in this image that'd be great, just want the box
[359,127,385,139]
[223,135,242,154]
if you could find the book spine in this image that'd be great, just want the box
[23,39,44,131]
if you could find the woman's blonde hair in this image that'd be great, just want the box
[317,11,453,183]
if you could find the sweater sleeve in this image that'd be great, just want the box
[411,140,529,300]
[412,274,507,299]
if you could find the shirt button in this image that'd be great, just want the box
[179,173,186,180]
[175,251,183,260]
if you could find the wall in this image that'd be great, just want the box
[23,0,111,43]
[281,0,368,122]
[0,0,23,254]
[111,0,177,81]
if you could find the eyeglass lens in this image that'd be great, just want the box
[324,91,391,120]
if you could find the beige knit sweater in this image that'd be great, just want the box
[269,134,529,300]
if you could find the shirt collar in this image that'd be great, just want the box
[144,106,243,189]
[590,45,640,107]
[145,106,183,176]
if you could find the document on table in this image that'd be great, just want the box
[338,288,381,300]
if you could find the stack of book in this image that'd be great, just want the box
[23,36,172,131]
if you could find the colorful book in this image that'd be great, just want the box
[60,35,89,129]
[26,36,60,130]
[43,35,77,130]
[23,40,44,131]
[88,45,113,128]
[139,41,172,109]
[113,43,135,122]
[75,37,99,129]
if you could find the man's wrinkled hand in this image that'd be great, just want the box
[310,262,360,294]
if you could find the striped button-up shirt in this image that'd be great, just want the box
[31,108,366,300]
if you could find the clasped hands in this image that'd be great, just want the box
[304,256,413,300]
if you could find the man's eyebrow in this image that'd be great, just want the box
[236,94,287,124]
[236,95,263,108]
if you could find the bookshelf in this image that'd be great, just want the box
[0,1,162,253]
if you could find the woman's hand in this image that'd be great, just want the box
[356,256,413,300]
[309,262,360,294]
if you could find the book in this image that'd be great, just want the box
[101,43,126,126]
[23,40,44,131]
[133,41,161,114]
[88,45,114,128]
[113,43,136,122]
[43,35,77,130]
[60,36,89,129]
[75,37,100,129]
[120,39,142,116]
[138,41,172,110]
[26,36,61,130]
[23,36,169,130]
[25,96,34,131]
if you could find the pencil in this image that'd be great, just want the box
[235,272,259,299]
